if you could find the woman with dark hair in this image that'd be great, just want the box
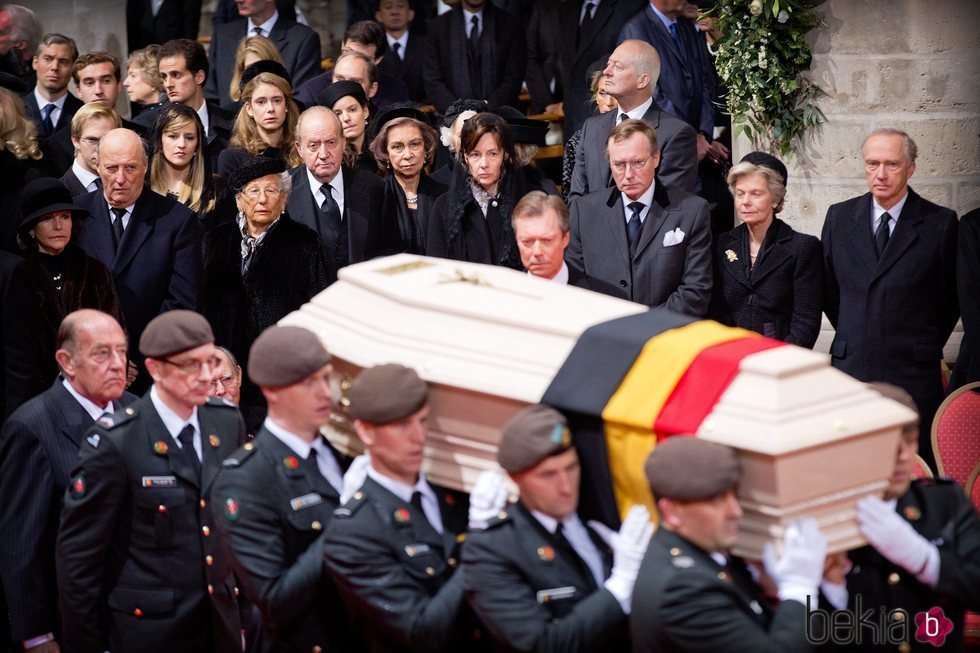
[321,80,376,174]
[202,156,331,417]
[426,112,532,270]
[217,61,302,178]
[709,152,822,347]
[16,177,125,390]
[368,104,446,254]
[148,103,232,228]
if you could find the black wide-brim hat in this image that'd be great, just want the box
[19,178,86,229]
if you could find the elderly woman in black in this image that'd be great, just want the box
[426,112,534,270]
[709,152,822,347]
[368,104,446,254]
[202,157,331,415]
[16,178,126,392]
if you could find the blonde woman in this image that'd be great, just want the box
[228,36,283,106]
[218,62,301,178]
[0,87,44,250]
[123,45,165,118]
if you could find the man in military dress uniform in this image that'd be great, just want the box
[630,437,828,652]
[56,310,246,653]
[463,404,653,652]
[820,383,980,652]
[213,325,363,652]
[323,363,504,652]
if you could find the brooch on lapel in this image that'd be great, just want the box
[209,434,221,448]
[393,508,411,523]
[725,249,738,263]
[283,456,299,470]
[537,545,555,561]
[153,440,169,455]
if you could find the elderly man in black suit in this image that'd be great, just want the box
[822,128,959,465]
[376,0,427,103]
[0,310,137,653]
[56,310,245,653]
[567,118,711,315]
[287,106,392,283]
[568,39,697,198]
[74,128,203,392]
[557,0,646,139]
[22,33,81,143]
[951,206,980,389]
[205,0,320,111]
[422,0,526,114]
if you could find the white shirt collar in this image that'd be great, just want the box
[264,417,314,457]
[530,508,560,534]
[386,32,409,52]
[247,10,278,36]
[62,377,114,419]
[195,100,209,136]
[264,418,344,492]
[872,190,909,233]
[649,2,677,32]
[72,160,99,191]
[367,465,435,504]
[620,179,657,224]
[149,384,201,446]
[105,201,136,229]
[528,261,569,284]
[309,166,345,216]
[616,95,653,123]
[462,7,483,31]
[34,87,67,110]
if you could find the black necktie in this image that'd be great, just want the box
[619,113,629,123]
[555,523,597,589]
[177,424,201,478]
[110,207,126,251]
[318,184,348,270]
[578,2,596,45]
[875,211,891,258]
[669,22,679,45]
[392,41,402,60]
[627,201,643,255]
[42,103,56,136]
[469,15,480,49]
[252,26,264,37]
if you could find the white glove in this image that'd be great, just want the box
[467,469,509,530]
[339,454,370,504]
[857,496,933,575]
[762,518,826,606]
[589,505,654,614]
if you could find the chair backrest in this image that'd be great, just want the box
[969,462,980,514]
[932,381,980,488]
[911,454,934,480]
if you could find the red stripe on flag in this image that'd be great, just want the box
[654,337,786,440]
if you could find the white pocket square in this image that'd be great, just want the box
[662,227,686,247]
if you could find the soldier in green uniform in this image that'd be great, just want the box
[212,325,363,652]
[56,310,246,653]
[630,436,828,653]
[821,383,980,652]
[463,404,653,652]
[323,363,505,652]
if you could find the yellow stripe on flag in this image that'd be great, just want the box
[601,321,757,520]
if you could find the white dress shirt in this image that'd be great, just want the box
[264,418,344,493]
[615,95,653,124]
[620,180,657,226]
[308,166,346,217]
[71,160,100,193]
[367,466,444,534]
[247,10,278,37]
[871,191,909,237]
[150,385,202,461]
[33,88,68,127]
[530,510,605,588]
[62,377,115,419]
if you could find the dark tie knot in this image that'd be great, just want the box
[628,201,645,216]
[111,207,127,219]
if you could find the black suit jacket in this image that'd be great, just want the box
[525,0,562,114]
[286,164,391,273]
[566,181,712,316]
[951,207,980,389]
[559,0,646,137]
[56,394,246,653]
[710,218,823,348]
[126,0,201,52]
[463,502,627,652]
[377,34,427,104]
[422,4,526,113]
[0,381,136,642]
[22,91,83,141]
[568,100,698,197]
[0,250,40,419]
[821,189,958,429]
[293,68,411,112]
[212,427,360,652]
[74,189,203,370]
[205,17,321,111]
[59,168,90,198]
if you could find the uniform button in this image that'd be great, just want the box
[207,584,214,595]
[425,567,435,576]
[670,547,681,556]
[448,557,457,568]
[202,525,211,537]
[717,572,728,581]
[619,280,627,288]
[311,520,323,531]
[199,499,206,509]
[125,407,135,415]
[497,511,507,520]
[353,492,363,500]
[898,643,911,653]
[205,555,214,567]
[233,586,240,597]
[157,504,167,513]
[133,608,143,617]
[891,609,905,622]
[887,572,900,585]
[243,442,254,451]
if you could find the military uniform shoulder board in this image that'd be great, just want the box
[335,490,367,518]
[222,443,258,467]
[96,406,138,431]
[485,508,512,529]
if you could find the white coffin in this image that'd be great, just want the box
[279,254,916,557]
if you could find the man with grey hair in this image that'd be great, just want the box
[287,106,390,282]
[0,4,42,88]
[821,128,959,466]
[22,33,81,142]
[513,190,573,283]
[569,38,697,198]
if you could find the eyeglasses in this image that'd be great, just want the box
[241,186,283,200]
[610,156,652,174]
[210,374,240,390]
[162,356,221,375]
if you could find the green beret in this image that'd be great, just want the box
[248,326,331,387]
[348,364,428,424]
[497,404,573,473]
[139,310,214,358]
[644,437,741,501]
